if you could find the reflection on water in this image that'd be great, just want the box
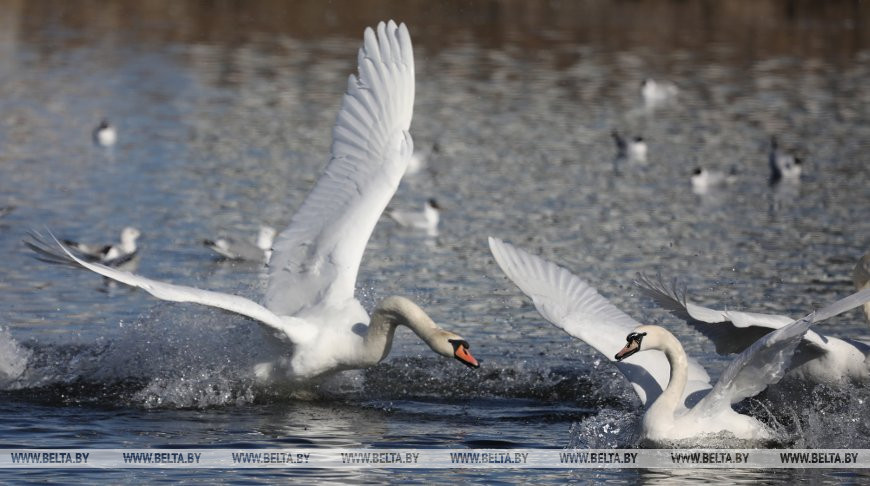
[0,0,868,483]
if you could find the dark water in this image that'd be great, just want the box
[0,0,868,483]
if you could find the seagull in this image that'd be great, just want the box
[406,142,439,176]
[641,78,678,108]
[33,227,141,266]
[0,206,14,219]
[387,198,441,235]
[28,21,479,382]
[204,226,276,263]
[93,119,117,147]
[489,238,870,443]
[611,131,647,163]
[768,136,802,184]
[690,167,736,194]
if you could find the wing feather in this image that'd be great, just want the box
[489,238,711,408]
[691,286,870,414]
[266,21,415,317]
[27,232,313,344]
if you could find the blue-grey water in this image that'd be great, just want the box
[0,0,869,483]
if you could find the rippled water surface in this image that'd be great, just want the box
[0,0,869,483]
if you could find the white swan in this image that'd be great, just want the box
[93,119,117,147]
[204,225,276,262]
[29,21,479,381]
[488,238,870,442]
[768,136,802,184]
[54,226,140,266]
[637,273,870,385]
[387,198,440,235]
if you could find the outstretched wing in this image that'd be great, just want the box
[26,232,314,344]
[635,274,829,354]
[265,21,415,316]
[488,238,711,409]
[691,286,870,415]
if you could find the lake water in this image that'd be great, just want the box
[0,0,868,483]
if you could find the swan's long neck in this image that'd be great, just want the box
[362,296,444,364]
[647,331,689,418]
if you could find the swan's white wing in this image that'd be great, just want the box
[27,232,313,344]
[489,238,711,408]
[636,274,829,353]
[693,287,870,414]
[265,21,415,316]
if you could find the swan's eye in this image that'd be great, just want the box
[626,332,647,345]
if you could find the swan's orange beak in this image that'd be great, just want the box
[454,343,479,368]
[615,341,639,361]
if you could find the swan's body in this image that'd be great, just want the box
[93,119,117,147]
[489,238,870,442]
[61,226,140,266]
[611,131,647,163]
[30,21,478,382]
[387,198,440,235]
[768,136,802,184]
[637,274,870,385]
[204,226,276,262]
[691,167,736,194]
[641,78,678,108]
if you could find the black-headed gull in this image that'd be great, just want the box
[204,226,276,263]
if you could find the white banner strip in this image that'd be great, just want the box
[0,449,867,469]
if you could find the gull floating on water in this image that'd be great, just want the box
[0,206,14,219]
[690,167,737,194]
[641,78,678,108]
[768,136,801,184]
[28,21,478,382]
[489,238,870,443]
[387,198,441,235]
[406,142,439,176]
[93,119,117,148]
[637,272,870,386]
[204,226,276,263]
[611,131,647,163]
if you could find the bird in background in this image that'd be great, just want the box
[768,136,802,185]
[93,119,117,147]
[387,198,441,235]
[204,226,276,263]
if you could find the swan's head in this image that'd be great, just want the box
[437,332,479,368]
[615,330,647,361]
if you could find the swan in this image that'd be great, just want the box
[204,225,276,262]
[768,136,802,184]
[386,198,441,235]
[48,226,140,266]
[488,237,870,442]
[636,272,870,385]
[28,21,479,381]
[93,119,117,147]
